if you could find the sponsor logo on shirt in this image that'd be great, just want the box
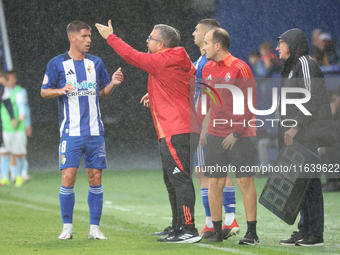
[67,81,97,89]
[67,90,97,97]
[66,81,97,97]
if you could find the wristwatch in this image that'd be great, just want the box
[233,131,241,139]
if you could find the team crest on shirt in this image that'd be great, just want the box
[43,74,48,85]
[225,72,231,83]
[87,65,93,74]
[61,155,66,165]
[288,70,293,79]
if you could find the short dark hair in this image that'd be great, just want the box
[249,50,261,58]
[154,24,180,48]
[67,20,91,35]
[260,41,273,51]
[5,71,16,76]
[198,19,221,29]
[212,28,231,50]
[1,71,16,80]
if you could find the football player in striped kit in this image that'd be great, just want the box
[41,20,123,240]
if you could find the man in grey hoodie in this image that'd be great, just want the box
[276,28,334,247]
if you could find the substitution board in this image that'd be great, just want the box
[259,140,321,225]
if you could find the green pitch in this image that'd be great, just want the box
[1,169,339,255]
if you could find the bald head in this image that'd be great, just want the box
[203,28,231,62]
[211,28,231,50]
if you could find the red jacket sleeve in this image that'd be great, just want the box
[106,34,161,75]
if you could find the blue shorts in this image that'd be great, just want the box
[194,125,206,167]
[194,143,206,167]
[59,136,107,170]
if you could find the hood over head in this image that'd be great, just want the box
[278,28,309,72]
[167,46,195,73]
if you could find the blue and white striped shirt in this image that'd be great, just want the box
[42,52,110,137]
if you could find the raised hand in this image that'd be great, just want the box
[95,20,114,39]
[112,67,124,85]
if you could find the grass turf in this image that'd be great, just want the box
[1,169,340,255]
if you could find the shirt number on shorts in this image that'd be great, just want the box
[61,141,67,153]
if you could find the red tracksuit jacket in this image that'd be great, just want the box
[107,34,200,139]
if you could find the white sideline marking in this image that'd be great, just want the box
[161,217,172,220]
[112,206,130,212]
[0,199,257,254]
[196,243,256,255]
[0,199,127,231]
[104,205,130,211]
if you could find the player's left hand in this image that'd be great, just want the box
[140,93,150,108]
[284,127,298,146]
[26,126,32,137]
[112,67,124,85]
[11,119,18,129]
[222,133,238,150]
[18,115,25,122]
[95,20,114,39]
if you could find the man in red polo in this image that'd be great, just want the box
[96,21,201,243]
[200,28,259,245]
